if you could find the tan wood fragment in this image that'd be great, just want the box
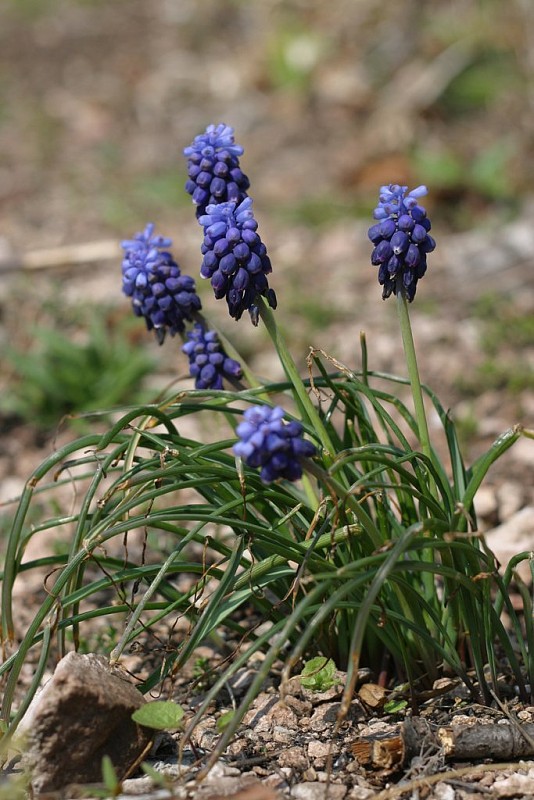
[352,734,405,769]
[358,683,387,709]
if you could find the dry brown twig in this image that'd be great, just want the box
[353,718,534,770]
[374,760,534,800]
[0,240,121,273]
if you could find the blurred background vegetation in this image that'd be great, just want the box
[0,0,533,447]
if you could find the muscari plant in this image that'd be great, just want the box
[1,123,533,773]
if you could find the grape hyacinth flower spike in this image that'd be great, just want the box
[121,223,201,343]
[182,323,243,390]
[233,405,317,484]
[368,184,436,301]
[184,123,250,218]
[199,197,277,325]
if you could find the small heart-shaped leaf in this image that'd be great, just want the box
[132,701,185,731]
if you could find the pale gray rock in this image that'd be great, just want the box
[473,485,499,526]
[193,773,272,799]
[496,480,525,521]
[24,651,152,795]
[309,703,342,732]
[276,746,309,770]
[291,781,347,800]
[242,693,298,734]
[484,505,534,583]
[307,739,335,768]
[345,789,376,800]
[118,786,176,800]
[433,782,456,800]
[492,769,534,798]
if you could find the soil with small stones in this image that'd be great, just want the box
[75,672,534,800]
[123,665,534,800]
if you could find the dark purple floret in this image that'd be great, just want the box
[183,123,250,218]
[121,223,201,343]
[199,197,277,324]
[368,184,436,301]
[233,405,317,484]
[182,323,243,390]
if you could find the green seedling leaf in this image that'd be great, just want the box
[300,656,337,692]
[384,698,408,714]
[101,755,120,795]
[132,701,185,731]
[140,762,167,786]
[217,710,236,732]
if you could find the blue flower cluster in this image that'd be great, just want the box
[182,323,242,390]
[199,197,277,325]
[184,123,250,218]
[233,405,316,484]
[121,224,201,343]
[368,185,436,302]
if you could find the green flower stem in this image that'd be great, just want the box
[395,288,433,468]
[396,284,437,613]
[258,300,335,460]
[303,458,382,549]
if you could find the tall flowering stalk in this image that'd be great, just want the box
[369,184,436,467]
[183,124,335,458]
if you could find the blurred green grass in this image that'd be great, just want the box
[455,293,534,396]
[0,306,155,432]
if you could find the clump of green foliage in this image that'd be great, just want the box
[1,312,154,431]
[299,657,337,692]
[456,293,534,396]
[1,129,532,786]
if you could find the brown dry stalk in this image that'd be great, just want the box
[353,718,534,770]
[0,240,121,272]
